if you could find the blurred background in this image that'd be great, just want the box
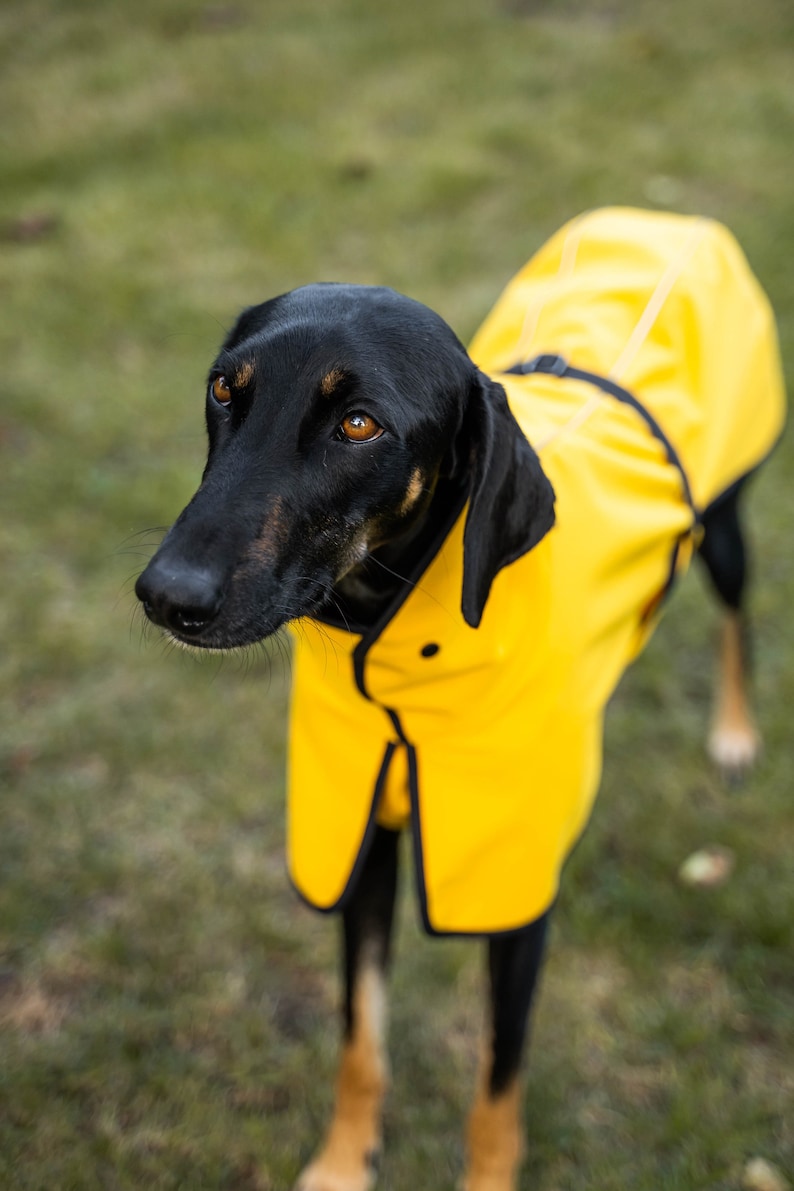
[1,1,792,1187]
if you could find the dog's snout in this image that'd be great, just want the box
[136,556,225,637]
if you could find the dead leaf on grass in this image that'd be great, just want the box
[2,212,60,243]
[677,844,735,888]
[742,1157,790,1191]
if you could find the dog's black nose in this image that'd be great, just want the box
[135,556,225,637]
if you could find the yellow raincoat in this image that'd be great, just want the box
[287,208,785,936]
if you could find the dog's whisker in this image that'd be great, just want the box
[116,527,169,551]
[362,553,456,620]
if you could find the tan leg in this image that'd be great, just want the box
[296,963,387,1191]
[707,610,761,778]
[463,1068,524,1191]
[462,916,547,1190]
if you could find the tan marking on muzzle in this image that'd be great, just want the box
[247,495,286,564]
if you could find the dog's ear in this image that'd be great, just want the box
[461,372,555,628]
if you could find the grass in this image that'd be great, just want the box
[1,0,792,1187]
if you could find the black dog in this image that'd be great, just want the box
[136,211,784,1189]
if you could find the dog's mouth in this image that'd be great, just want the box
[160,628,249,655]
[142,606,289,653]
[136,564,335,652]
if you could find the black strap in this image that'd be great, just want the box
[505,354,698,517]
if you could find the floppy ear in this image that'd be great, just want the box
[461,372,556,628]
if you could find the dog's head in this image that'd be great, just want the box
[135,284,555,648]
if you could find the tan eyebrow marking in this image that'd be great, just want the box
[399,468,425,514]
[234,360,255,388]
[320,367,347,397]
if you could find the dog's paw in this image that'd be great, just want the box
[294,1148,379,1191]
[707,721,762,784]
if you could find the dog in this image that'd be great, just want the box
[136,208,785,1190]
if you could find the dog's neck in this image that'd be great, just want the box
[324,474,468,632]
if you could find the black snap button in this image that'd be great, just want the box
[420,643,440,658]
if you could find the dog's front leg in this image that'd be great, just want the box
[296,826,399,1191]
[464,913,549,1191]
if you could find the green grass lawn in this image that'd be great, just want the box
[1,1,792,1187]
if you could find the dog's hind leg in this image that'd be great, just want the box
[296,826,399,1191]
[697,482,761,780]
[464,912,549,1191]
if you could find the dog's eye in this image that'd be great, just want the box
[338,412,384,443]
[211,375,232,406]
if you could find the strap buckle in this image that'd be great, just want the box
[525,353,569,376]
[506,353,569,377]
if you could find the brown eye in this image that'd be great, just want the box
[339,412,384,443]
[211,375,232,405]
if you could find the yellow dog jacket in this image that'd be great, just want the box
[287,208,785,936]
